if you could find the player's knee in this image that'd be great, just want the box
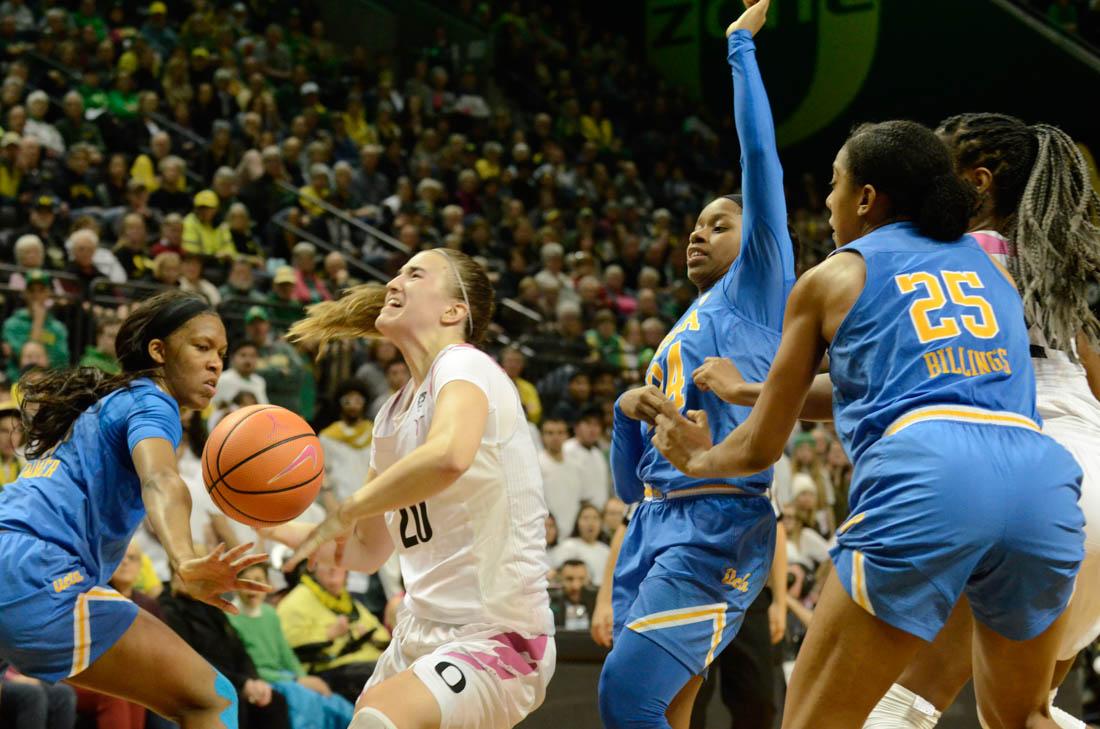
[350,706,399,729]
[598,658,665,729]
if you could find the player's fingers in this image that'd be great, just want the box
[657,398,681,419]
[687,409,709,427]
[207,542,226,559]
[234,578,274,593]
[223,542,256,562]
[231,552,270,571]
[211,596,238,614]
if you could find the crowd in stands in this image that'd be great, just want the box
[0,0,853,726]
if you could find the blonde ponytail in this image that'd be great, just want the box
[287,283,388,348]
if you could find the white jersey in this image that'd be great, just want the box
[371,344,554,636]
[978,229,1100,658]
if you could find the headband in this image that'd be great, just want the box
[121,296,213,372]
[429,249,473,336]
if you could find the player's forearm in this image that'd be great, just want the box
[141,471,198,572]
[721,373,833,421]
[770,520,788,607]
[609,402,645,503]
[598,523,627,605]
[338,439,461,521]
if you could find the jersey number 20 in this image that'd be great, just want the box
[894,271,1000,344]
[399,502,433,547]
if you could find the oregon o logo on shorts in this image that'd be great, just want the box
[434,661,466,693]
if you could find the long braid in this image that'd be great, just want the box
[938,113,1100,353]
[1013,125,1100,351]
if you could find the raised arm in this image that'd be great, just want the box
[724,0,795,327]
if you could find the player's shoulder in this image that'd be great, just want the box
[103,377,175,413]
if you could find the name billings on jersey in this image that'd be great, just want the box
[923,346,1012,380]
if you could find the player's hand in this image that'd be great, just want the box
[692,357,748,404]
[726,0,771,38]
[282,512,352,573]
[591,590,614,648]
[617,384,667,426]
[243,678,273,707]
[768,599,787,644]
[652,401,714,477]
[177,543,271,614]
[297,675,333,696]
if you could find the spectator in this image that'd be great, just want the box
[182,189,236,261]
[0,398,24,491]
[7,235,64,292]
[552,503,611,586]
[62,228,127,298]
[55,91,105,151]
[825,439,852,527]
[140,1,178,57]
[2,269,68,378]
[321,251,357,293]
[500,345,541,424]
[149,250,181,287]
[549,368,592,424]
[601,496,626,543]
[13,194,66,258]
[277,564,390,703]
[368,358,410,419]
[148,156,191,214]
[1049,0,1080,32]
[586,309,628,368]
[23,90,64,156]
[214,340,269,409]
[0,0,34,33]
[318,379,373,504]
[563,407,611,509]
[266,266,306,332]
[113,213,152,279]
[244,305,314,417]
[151,213,184,256]
[78,313,121,374]
[0,667,77,729]
[229,564,355,729]
[290,241,331,303]
[549,559,599,630]
[178,252,221,306]
[539,416,592,536]
[221,202,265,260]
[790,432,835,535]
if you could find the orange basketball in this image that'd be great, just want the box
[202,404,324,528]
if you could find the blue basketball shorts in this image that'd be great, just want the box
[612,491,776,676]
[0,531,138,681]
[833,419,1084,642]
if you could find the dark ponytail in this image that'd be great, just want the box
[844,121,976,242]
[20,290,215,459]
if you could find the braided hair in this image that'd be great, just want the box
[938,113,1100,353]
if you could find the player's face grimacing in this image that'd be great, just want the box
[155,313,228,411]
[378,251,466,339]
[687,196,743,292]
[825,144,865,247]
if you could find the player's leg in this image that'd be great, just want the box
[599,628,698,729]
[667,675,704,729]
[863,598,974,729]
[67,609,238,729]
[780,573,926,729]
[350,670,441,729]
[970,609,1068,729]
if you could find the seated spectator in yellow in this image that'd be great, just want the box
[229,564,355,729]
[298,164,331,218]
[500,345,542,424]
[277,564,390,703]
[183,189,236,261]
[78,313,121,374]
[2,270,68,379]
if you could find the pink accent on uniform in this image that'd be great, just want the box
[442,633,548,681]
[267,444,318,484]
[970,230,1010,256]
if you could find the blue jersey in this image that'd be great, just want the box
[0,378,182,584]
[611,30,796,499]
[829,223,1038,462]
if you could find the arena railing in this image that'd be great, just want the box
[275,180,410,259]
[269,217,390,284]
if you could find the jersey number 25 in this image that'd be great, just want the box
[894,271,1000,344]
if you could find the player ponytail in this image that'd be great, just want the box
[289,247,495,349]
[844,121,975,243]
[938,113,1100,352]
[20,291,215,459]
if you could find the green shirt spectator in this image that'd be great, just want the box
[106,74,140,119]
[78,314,121,375]
[228,602,306,684]
[2,270,69,379]
[585,310,628,368]
[244,306,315,420]
[72,0,107,42]
[266,267,306,332]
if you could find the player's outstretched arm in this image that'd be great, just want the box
[694,357,835,421]
[724,0,795,328]
[654,255,862,477]
[135,437,270,612]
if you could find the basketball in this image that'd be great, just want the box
[202,404,324,528]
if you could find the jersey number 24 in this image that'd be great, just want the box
[894,271,1000,344]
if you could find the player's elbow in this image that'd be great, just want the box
[435,445,474,481]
